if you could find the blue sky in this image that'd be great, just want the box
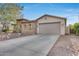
[20,3,79,25]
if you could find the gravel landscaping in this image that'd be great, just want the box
[0,33,32,41]
[47,35,79,56]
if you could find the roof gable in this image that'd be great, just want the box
[16,19,37,23]
[16,14,66,22]
[36,14,66,20]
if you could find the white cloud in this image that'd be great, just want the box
[66,9,74,12]
[65,8,79,13]
[57,13,79,25]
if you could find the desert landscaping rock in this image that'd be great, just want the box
[47,35,79,56]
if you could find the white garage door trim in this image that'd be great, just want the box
[38,22,61,35]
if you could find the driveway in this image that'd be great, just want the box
[0,34,59,56]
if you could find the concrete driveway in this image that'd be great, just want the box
[0,34,59,56]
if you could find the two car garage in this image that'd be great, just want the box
[37,15,66,35]
[39,22,60,35]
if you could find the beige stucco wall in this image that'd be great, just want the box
[37,16,66,35]
[16,20,37,34]
[21,22,37,35]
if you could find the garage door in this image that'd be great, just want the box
[39,22,60,35]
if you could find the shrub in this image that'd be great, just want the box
[76,28,79,36]
[2,28,9,33]
[69,24,75,34]
[74,23,79,35]
[70,23,79,35]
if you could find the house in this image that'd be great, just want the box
[16,14,66,35]
[0,21,15,33]
[16,19,37,35]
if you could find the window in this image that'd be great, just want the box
[29,23,32,30]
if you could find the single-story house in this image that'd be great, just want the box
[16,14,66,35]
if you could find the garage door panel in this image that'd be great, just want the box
[39,22,60,35]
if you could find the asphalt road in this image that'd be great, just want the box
[0,34,59,56]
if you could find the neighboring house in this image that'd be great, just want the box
[16,14,66,35]
[0,21,16,33]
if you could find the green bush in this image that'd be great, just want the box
[76,28,79,36]
[2,28,9,33]
[70,23,79,35]
[69,24,75,34]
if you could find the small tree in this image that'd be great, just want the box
[0,3,23,32]
[69,23,79,35]
[74,23,79,35]
[69,24,75,34]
